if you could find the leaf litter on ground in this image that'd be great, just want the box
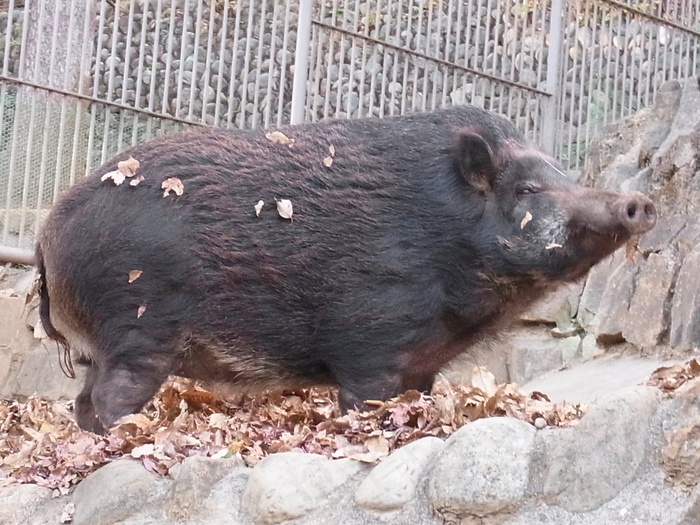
[0,367,588,491]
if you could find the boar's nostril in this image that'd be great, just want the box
[644,203,656,220]
[621,195,656,234]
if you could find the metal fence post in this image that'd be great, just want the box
[290,0,314,125]
[542,0,565,155]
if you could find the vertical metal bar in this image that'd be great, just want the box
[356,0,369,117]
[450,0,465,104]
[161,0,177,115]
[201,0,217,125]
[134,0,150,112]
[290,0,314,124]
[250,0,268,128]
[419,0,434,112]
[345,0,359,118]
[149,0,165,113]
[410,0,424,112]
[214,0,230,126]
[399,0,416,114]
[309,20,324,122]
[275,0,292,126]
[263,0,280,127]
[173,0,190,118]
[225,0,242,126]
[186,0,203,122]
[388,0,404,114]
[582,1,601,170]
[542,0,564,155]
[323,0,337,119]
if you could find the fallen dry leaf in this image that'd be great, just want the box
[130,175,145,187]
[100,170,126,186]
[520,211,532,229]
[60,502,75,523]
[118,157,140,178]
[276,199,293,220]
[329,144,336,156]
[323,156,333,167]
[162,178,184,198]
[128,270,142,283]
[137,305,147,318]
[254,200,264,217]
[470,366,498,397]
[265,131,295,147]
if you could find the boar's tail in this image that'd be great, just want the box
[36,245,76,379]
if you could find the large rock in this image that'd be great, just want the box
[242,452,367,525]
[535,386,660,512]
[622,253,678,348]
[165,455,248,523]
[670,246,700,351]
[354,436,444,511]
[71,458,169,525]
[0,484,64,525]
[427,417,536,523]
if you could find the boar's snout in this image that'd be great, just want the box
[617,193,657,235]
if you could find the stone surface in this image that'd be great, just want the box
[589,258,638,344]
[538,386,660,512]
[509,468,697,525]
[354,436,444,511]
[0,483,64,525]
[522,356,677,404]
[670,246,700,351]
[0,295,23,346]
[508,335,581,385]
[71,458,168,525]
[623,253,679,348]
[519,282,583,325]
[242,452,367,524]
[0,341,85,401]
[427,418,536,521]
[165,455,248,522]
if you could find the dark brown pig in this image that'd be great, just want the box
[35,105,656,434]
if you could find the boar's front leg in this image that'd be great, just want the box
[75,330,175,434]
[74,365,104,434]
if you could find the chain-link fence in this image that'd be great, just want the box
[0,0,698,254]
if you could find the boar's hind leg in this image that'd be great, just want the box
[77,331,175,434]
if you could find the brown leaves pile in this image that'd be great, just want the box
[646,358,700,393]
[0,371,585,490]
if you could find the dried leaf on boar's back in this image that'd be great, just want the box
[162,177,184,198]
[276,198,293,220]
[265,131,295,147]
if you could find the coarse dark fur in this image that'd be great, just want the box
[36,105,656,433]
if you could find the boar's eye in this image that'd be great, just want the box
[515,183,540,197]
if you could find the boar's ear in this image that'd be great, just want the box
[454,131,497,191]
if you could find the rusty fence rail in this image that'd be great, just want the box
[0,0,698,257]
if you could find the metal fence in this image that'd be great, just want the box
[0,0,698,255]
